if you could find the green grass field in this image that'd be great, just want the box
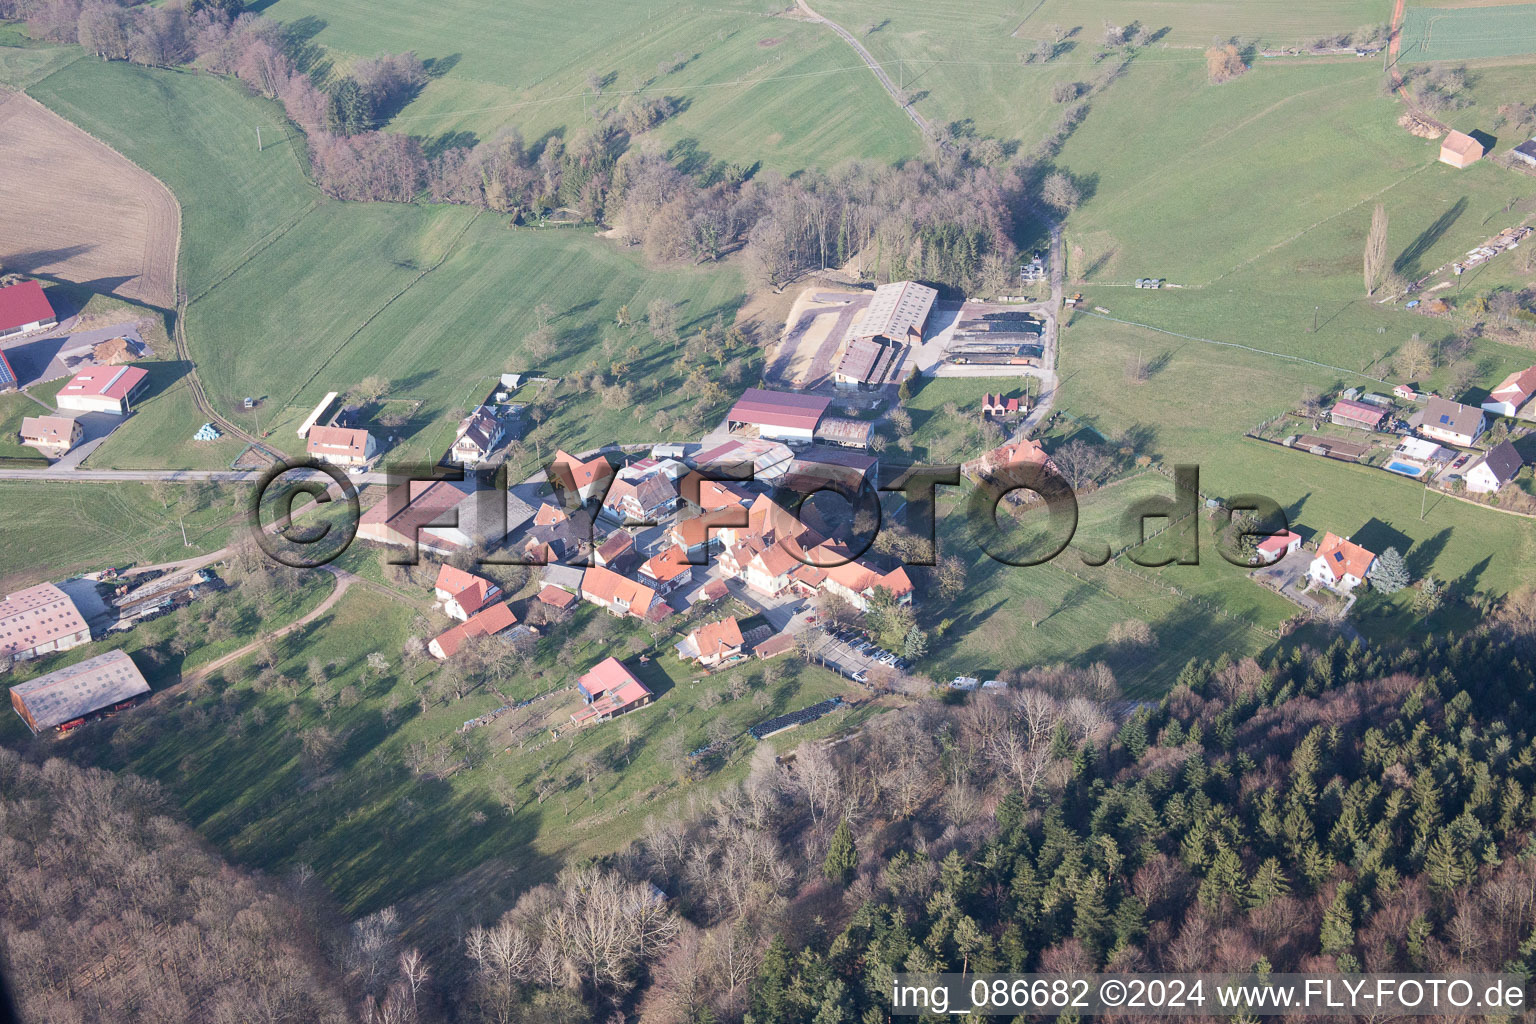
[83,581,864,916]
[1399,4,1536,63]
[250,0,919,172]
[0,480,245,590]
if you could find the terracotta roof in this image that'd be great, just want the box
[550,449,612,493]
[1442,130,1483,159]
[0,280,55,332]
[1331,398,1385,425]
[669,507,744,549]
[537,584,578,609]
[358,480,473,547]
[701,579,729,602]
[435,564,498,614]
[56,364,147,403]
[19,415,77,445]
[1255,530,1302,557]
[726,388,830,432]
[596,529,636,562]
[642,545,693,583]
[690,616,744,659]
[575,658,652,715]
[534,503,568,526]
[307,425,371,456]
[0,582,89,658]
[679,473,751,511]
[752,543,799,580]
[753,633,797,659]
[431,602,517,658]
[581,566,658,615]
[1315,532,1376,582]
[9,649,147,732]
[1490,366,1536,407]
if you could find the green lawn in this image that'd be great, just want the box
[248,0,919,173]
[86,582,866,917]
[0,480,245,590]
[1399,4,1536,63]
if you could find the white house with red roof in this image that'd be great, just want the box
[54,364,149,415]
[580,566,662,619]
[638,544,693,595]
[570,657,653,726]
[428,602,517,659]
[434,564,502,621]
[1308,533,1376,594]
[549,449,613,503]
[0,280,57,338]
[1483,366,1536,419]
[306,425,376,466]
[821,560,914,611]
[676,616,745,667]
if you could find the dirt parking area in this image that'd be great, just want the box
[0,91,178,308]
[765,286,868,389]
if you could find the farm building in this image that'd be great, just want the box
[1440,130,1484,169]
[1465,441,1523,494]
[537,584,578,610]
[306,425,376,466]
[19,415,82,457]
[1254,530,1303,564]
[580,566,662,619]
[852,280,937,345]
[357,479,535,555]
[1414,397,1486,447]
[752,632,796,660]
[1512,138,1536,169]
[813,417,875,449]
[450,407,503,465]
[691,436,795,482]
[434,564,501,620]
[9,649,149,735]
[571,657,653,726]
[55,364,149,415]
[1483,365,1536,418]
[0,350,16,393]
[1329,398,1386,431]
[1308,533,1376,594]
[428,602,517,659]
[0,280,58,337]
[833,336,900,389]
[725,389,831,443]
[0,582,91,661]
[676,616,744,667]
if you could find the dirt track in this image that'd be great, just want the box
[0,90,178,308]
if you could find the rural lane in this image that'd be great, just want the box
[795,0,932,137]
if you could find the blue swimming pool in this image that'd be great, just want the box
[1386,461,1428,478]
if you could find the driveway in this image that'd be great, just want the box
[1,322,145,390]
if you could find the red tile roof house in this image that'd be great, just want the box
[1253,530,1303,565]
[822,559,915,612]
[570,657,653,726]
[428,602,517,659]
[0,280,58,338]
[676,616,744,667]
[982,393,1025,418]
[1482,366,1536,419]
[601,472,679,525]
[54,364,149,415]
[549,449,614,503]
[1328,399,1386,431]
[434,564,502,621]
[580,566,661,619]
[666,507,744,558]
[0,582,91,662]
[1307,533,1377,594]
[306,424,377,467]
[639,544,694,595]
[19,415,83,457]
[961,437,1054,481]
[536,584,579,611]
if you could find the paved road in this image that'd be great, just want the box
[0,466,393,485]
[1017,218,1065,437]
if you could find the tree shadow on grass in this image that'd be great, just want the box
[1395,196,1467,278]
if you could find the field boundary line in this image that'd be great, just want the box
[273,209,484,416]
[1076,310,1394,384]
[186,198,321,306]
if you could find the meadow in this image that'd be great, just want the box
[1398,4,1536,63]
[0,480,245,590]
[251,0,919,172]
[71,579,865,922]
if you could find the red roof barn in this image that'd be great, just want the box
[0,280,57,337]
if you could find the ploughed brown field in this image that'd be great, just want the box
[0,90,178,308]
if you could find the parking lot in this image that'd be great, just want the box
[804,625,909,683]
